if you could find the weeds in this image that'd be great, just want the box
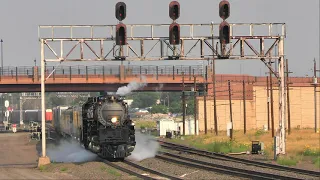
[192,140,249,154]
[254,129,267,137]
[276,157,298,166]
[100,165,122,177]
[60,167,68,172]
[312,157,320,168]
[39,165,47,172]
[107,168,122,177]
[301,147,320,156]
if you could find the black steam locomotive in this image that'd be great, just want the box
[81,95,136,160]
[52,94,136,160]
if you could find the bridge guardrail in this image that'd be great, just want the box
[0,65,317,84]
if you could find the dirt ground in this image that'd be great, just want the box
[0,127,146,179]
[0,132,78,179]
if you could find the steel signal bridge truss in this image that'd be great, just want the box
[38,22,286,156]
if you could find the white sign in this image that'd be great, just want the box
[5,110,9,117]
[4,100,9,108]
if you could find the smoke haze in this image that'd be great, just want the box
[116,77,147,96]
[47,139,97,163]
[127,132,159,161]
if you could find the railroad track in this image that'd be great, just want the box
[101,158,182,180]
[156,152,309,180]
[158,140,320,178]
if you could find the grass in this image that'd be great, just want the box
[313,157,320,168]
[276,156,298,166]
[39,165,47,172]
[60,167,68,172]
[167,128,320,167]
[171,135,250,154]
[100,165,122,177]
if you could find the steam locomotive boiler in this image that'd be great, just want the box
[81,95,136,160]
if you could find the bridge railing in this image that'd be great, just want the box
[0,65,207,79]
[0,65,317,85]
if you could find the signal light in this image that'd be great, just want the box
[116,23,127,45]
[116,2,126,21]
[169,23,180,45]
[169,1,180,20]
[219,0,230,20]
[219,21,230,44]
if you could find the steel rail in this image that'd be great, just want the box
[158,140,320,177]
[156,154,278,180]
[123,160,182,180]
[160,152,305,180]
[103,160,156,180]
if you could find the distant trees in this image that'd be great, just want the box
[129,92,195,115]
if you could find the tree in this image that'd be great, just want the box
[169,101,181,113]
[131,92,159,108]
[186,99,195,115]
[150,104,168,114]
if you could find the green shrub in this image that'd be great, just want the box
[302,148,320,156]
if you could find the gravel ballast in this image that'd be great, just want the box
[164,149,319,180]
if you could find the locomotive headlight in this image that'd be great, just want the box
[111,117,118,123]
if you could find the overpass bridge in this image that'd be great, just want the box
[0,65,209,93]
[0,64,317,94]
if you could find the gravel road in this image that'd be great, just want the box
[0,132,79,179]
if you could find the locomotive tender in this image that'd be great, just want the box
[52,94,136,160]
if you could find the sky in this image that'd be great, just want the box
[0,0,319,77]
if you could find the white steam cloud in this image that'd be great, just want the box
[47,139,97,163]
[127,132,159,161]
[116,77,147,96]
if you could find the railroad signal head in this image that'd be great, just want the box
[116,23,127,45]
[169,1,180,20]
[115,2,126,21]
[169,23,180,45]
[219,21,230,44]
[219,0,230,20]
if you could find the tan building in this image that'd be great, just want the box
[196,75,320,132]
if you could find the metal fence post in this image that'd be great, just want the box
[69,66,72,81]
[86,66,88,81]
[15,67,18,81]
[173,66,175,80]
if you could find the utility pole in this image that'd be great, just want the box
[313,59,317,133]
[228,80,233,140]
[194,76,197,135]
[0,40,3,121]
[182,72,186,135]
[1,39,3,75]
[243,80,247,134]
[212,35,218,136]
[285,59,292,134]
[204,66,208,134]
[269,60,275,137]
[182,72,186,136]
[267,76,270,131]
